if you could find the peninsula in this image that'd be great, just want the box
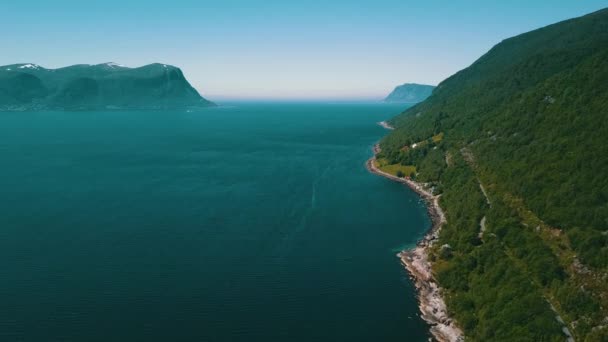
[384,83,435,104]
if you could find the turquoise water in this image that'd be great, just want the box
[0,102,432,341]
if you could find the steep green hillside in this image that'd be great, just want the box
[0,63,214,110]
[380,8,608,341]
[384,83,435,103]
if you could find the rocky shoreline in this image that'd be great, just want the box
[367,143,463,342]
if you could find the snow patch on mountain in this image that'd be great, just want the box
[18,64,40,70]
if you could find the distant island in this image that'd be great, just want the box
[0,63,215,111]
[384,83,435,103]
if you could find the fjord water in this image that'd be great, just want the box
[0,103,431,341]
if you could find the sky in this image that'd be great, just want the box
[1,1,607,101]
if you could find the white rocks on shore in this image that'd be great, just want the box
[399,248,463,342]
[367,144,464,342]
[378,121,395,130]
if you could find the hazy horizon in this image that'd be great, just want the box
[2,1,607,101]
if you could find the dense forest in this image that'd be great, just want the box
[380,8,608,341]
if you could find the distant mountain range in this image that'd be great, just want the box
[0,63,215,111]
[384,83,435,103]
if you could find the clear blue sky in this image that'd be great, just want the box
[2,1,606,101]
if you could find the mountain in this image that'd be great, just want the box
[384,83,435,103]
[0,63,215,110]
[379,8,608,341]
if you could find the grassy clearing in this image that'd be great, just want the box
[375,158,416,177]
[432,132,444,143]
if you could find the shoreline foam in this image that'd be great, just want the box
[367,143,463,342]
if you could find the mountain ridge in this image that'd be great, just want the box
[384,83,435,103]
[0,63,215,111]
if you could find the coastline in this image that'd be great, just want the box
[378,121,395,130]
[366,141,463,342]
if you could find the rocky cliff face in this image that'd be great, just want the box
[0,63,215,110]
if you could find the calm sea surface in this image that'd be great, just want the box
[0,102,432,341]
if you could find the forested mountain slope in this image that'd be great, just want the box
[380,8,608,341]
